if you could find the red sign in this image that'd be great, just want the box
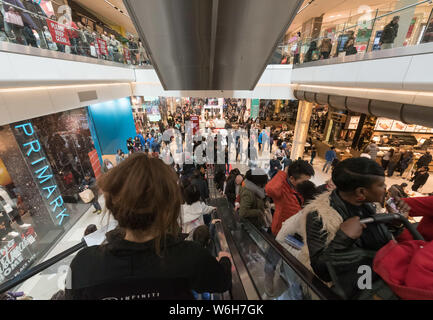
[190,116,200,135]
[45,19,70,45]
[123,47,131,62]
[88,149,101,179]
[97,38,108,56]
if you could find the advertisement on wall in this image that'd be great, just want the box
[97,38,108,56]
[250,99,260,119]
[391,121,407,132]
[45,19,71,46]
[375,118,394,131]
[348,116,360,130]
[356,28,372,42]
[0,228,38,284]
[144,99,162,122]
[372,31,383,51]
[190,116,200,135]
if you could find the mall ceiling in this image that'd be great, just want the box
[123,0,304,90]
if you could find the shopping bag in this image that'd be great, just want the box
[79,189,94,203]
[5,11,24,27]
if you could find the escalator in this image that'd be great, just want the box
[0,177,339,300]
[208,196,340,300]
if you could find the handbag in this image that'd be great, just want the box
[79,189,94,203]
[5,11,24,27]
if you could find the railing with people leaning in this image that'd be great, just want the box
[272,0,433,67]
[0,0,151,67]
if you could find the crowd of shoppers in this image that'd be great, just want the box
[0,0,150,65]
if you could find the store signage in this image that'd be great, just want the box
[97,38,108,56]
[331,112,347,123]
[348,116,360,130]
[124,47,131,62]
[46,19,71,46]
[13,122,69,226]
[190,116,200,135]
[375,117,433,133]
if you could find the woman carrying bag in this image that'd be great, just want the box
[79,173,101,214]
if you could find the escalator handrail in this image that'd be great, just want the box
[210,203,254,300]
[240,219,342,300]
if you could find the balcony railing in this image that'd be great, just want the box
[0,0,151,68]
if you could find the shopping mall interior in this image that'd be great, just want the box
[0,0,433,304]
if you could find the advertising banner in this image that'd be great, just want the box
[190,116,200,135]
[45,19,70,46]
[250,99,260,119]
[124,47,131,62]
[356,28,372,42]
[97,38,108,56]
[89,149,101,180]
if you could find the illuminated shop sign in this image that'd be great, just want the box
[13,122,69,226]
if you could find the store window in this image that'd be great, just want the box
[0,108,98,286]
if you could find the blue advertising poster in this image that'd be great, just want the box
[372,31,383,51]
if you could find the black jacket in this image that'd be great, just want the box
[416,153,432,168]
[65,235,231,300]
[191,176,210,202]
[306,191,402,299]
[380,22,399,44]
[224,177,237,205]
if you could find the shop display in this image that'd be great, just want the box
[372,31,383,51]
[0,108,98,287]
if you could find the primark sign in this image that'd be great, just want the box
[13,122,69,226]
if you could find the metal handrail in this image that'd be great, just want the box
[282,0,431,56]
[241,219,342,300]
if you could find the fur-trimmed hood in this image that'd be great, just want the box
[276,191,343,273]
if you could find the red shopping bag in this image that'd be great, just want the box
[373,240,433,300]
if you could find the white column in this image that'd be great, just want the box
[245,99,251,122]
[393,0,417,48]
[291,100,313,161]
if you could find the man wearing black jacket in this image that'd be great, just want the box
[380,16,399,50]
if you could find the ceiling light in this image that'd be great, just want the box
[330,16,335,18]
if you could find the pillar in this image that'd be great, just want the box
[323,108,333,143]
[291,100,313,160]
[351,114,367,150]
[245,99,251,122]
[393,0,417,48]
